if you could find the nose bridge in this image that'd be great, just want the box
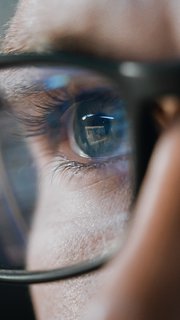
[132,121,180,249]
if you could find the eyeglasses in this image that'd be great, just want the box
[0,51,179,284]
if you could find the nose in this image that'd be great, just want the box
[86,109,180,319]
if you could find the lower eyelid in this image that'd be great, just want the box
[49,152,131,185]
[27,134,131,178]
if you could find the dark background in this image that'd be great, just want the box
[0,1,35,319]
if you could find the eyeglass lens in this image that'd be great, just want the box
[0,64,133,271]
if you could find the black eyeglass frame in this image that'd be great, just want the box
[0,51,179,284]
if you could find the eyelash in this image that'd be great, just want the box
[14,90,118,175]
[13,87,130,181]
[16,91,70,138]
[50,154,129,182]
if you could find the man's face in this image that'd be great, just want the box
[3,0,180,319]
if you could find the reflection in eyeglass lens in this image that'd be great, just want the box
[0,66,132,271]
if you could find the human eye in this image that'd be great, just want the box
[71,87,129,160]
[4,66,131,183]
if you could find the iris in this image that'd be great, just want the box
[73,88,129,159]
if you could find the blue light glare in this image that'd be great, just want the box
[44,74,70,89]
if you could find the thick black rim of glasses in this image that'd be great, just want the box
[0,51,180,284]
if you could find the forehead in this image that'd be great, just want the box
[3,0,180,59]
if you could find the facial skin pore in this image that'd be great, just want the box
[2,1,180,319]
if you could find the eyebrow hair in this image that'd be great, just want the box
[2,26,110,59]
[2,27,34,54]
[1,0,179,62]
[1,6,105,57]
[1,2,109,56]
[0,1,157,59]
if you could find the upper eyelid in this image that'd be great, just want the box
[0,71,113,119]
[12,86,118,146]
[11,90,71,133]
[0,66,112,98]
[0,67,119,139]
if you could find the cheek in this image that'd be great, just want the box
[27,172,130,269]
[30,270,109,320]
[27,160,131,319]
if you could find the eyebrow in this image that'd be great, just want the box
[1,3,111,57]
[1,10,105,57]
[2,29,111,59]
[2,0,178,62]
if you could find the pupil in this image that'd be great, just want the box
[73,88,129,158]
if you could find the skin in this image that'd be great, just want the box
[2,0,180,319]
